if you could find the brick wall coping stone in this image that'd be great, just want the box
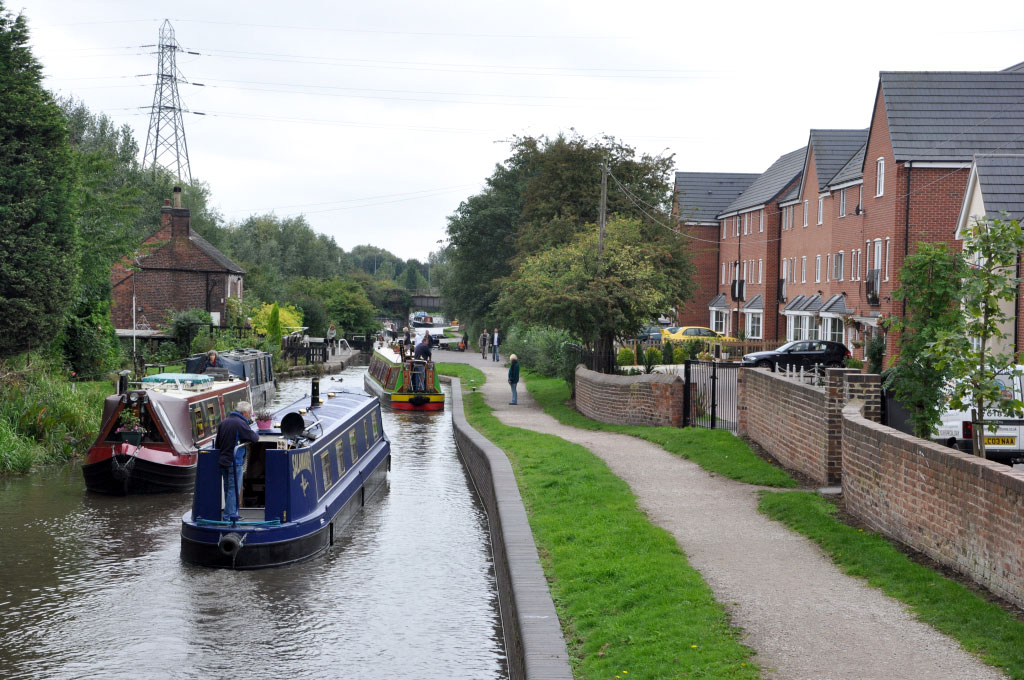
[443,376,573,680]
[576,365,683,386]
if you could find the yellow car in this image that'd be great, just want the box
[661,326,738,342]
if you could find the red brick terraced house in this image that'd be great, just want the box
[111,188,245,333]
[672,172,758,327]
[778,129,868,350]
[713,147,805,342]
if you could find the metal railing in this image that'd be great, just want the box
[683,360,739,433]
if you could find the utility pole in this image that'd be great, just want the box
[598,161,608,256]
[143,19,195,183]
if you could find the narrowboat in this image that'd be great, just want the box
[184,348,275,410]
[364,345,445,411]
[410,311,433,327]
[82,372,253,495]
[180,379,391,569]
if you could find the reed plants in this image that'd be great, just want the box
[0,358,110,474]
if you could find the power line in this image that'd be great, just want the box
[142,19,192,182]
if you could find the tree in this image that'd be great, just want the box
[929,216,1024,458]
[886,243,965,438]
[0,4,77,357]
[498,218,690,372]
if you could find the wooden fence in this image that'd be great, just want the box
[618,338,779,364]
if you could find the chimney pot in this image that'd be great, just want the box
[172,186,182,209]
[163,198,171,207]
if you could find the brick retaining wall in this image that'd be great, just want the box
[842,401,1024,609]
[574,366,684,427]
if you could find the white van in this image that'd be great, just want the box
[934,367,1024,466]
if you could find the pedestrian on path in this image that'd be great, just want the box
[479,329,490,359]
[491,327,500,362]
[507,354,519,404]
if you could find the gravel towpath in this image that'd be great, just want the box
[444,350,1004,680]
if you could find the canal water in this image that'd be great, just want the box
[0,365,508,680]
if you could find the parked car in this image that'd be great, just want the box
[933,366,1024,466]
[742,340,849,370]
[631,325,666,342]
[662,326,738,342]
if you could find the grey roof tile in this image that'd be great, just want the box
[806,129,869,190]
[821,293,855,315]
[974,154,1024,221]
[880,71,1024,161]
[783,294,806,312]
[741,294,763,310]
[721,147,806,215]
[829,144,866,187]
[708,293,729,309]
[675,172,759,223]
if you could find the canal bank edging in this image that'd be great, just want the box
[443,376,573,680]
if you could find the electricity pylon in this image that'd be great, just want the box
[143,19,192,183]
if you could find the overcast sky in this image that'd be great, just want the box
[18,0,1024,261]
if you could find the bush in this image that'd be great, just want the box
[682,339,702,360]
[844,356,864,369]
[661,340,675,365]
[502,325,575,379]
[866,334,886,374]
[643,347,661,373]
[617,347,635,366]
[165,308,214,354]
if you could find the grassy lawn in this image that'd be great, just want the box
[437,363,759,678]
[525,371,796,488]
[760,491,1024,678]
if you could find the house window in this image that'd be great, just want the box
[803,200,808,227]
[827,318,844,343]
[782,206,788,231]
[734,216,740,236]
[758,259,763,284]
[833,251,845,281]
[744,212,750,234]
[793,315,807,340]
[884,237,890,281]
[712,310,727,334]
[759,209,764,233]
[742,260,747,281]
[734,261,740,282]
[721,262,727,285]
[815,255,821,283]
[876,157,885,196]
[781,258,788,283]
[858,184,863,211]
[817,196,824,225]
[746,312,762,339]
[801,256,807,283]
[826,253,831,282]
[791,258,797,283]
[807,317,820,340]
[722,221,727,239]
[839,189,847,217]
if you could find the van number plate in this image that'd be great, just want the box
[985,437,1016,446]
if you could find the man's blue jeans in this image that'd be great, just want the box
[221,465,240,520]
[492,345,499,361]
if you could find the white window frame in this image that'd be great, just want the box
[876,157,885,197]
[839,188,846,217]
[801,256,807,283]
[742,260,747,281]
[722,221,727,239]
[817,196,824,225]
[746,312,763,339]
[758,258,763,284]
[834,251,845,281]
[815,255,821,283]
[803,200,808,227]
[711,310,727,334]
[759,209,764,233]
[858,184,863,210]
[826,253,831,282]
[807,317,820,340]
[884,237,890,281]
[782,258,788,283]
[721,261,727,285]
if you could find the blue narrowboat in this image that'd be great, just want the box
[180,379,391,569]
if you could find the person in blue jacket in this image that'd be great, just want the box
[215,401,259,520]
[507,354,520,405]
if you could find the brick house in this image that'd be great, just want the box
[778,129,867,347]
[713,147,805,341]
[673,172,757,327]
[111,188,245,331]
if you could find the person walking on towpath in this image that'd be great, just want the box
[491,327,501,362]
[215,401,259,521]
[507,354,520,404]
[479,329,490,359]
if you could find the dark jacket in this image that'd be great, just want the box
[508,360,520,384]
[413,341,432,361]
[215,411,259,467]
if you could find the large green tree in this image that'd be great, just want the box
[887,242,965,438]
[499,217,691,372]
[0,4,77,357]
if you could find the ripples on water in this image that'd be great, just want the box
[0,366,507,679]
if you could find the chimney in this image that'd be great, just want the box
[160,186,191,240]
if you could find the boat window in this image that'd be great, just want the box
[371,414,380,441]
[336,442,347,476]
[320,451,333,489]
[386,367,399,391]
[206,402,222,431]
[363,418,371,445]
[349,429,360,462]
[191,405,207,439]
[223,389,245,416]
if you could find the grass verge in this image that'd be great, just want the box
[760,490,1024,678]
[525,370,796,488]
[437,363,759,678]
